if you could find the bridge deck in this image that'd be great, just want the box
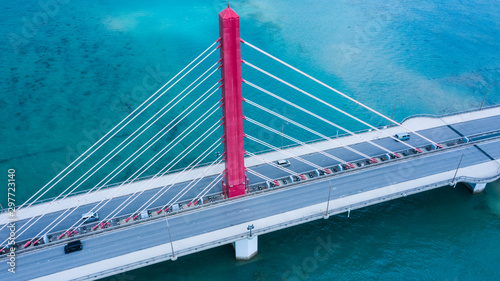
[2,107,500,280]
[3,106,500,223]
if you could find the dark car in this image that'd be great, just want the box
[64,240,83,254]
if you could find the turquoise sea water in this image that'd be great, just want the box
[1,0,499,280]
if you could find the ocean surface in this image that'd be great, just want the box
[1,0,499,280]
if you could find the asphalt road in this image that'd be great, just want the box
[1,114,500,280]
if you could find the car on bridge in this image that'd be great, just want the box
[64,240,83,254]
[81,212,99,223]
[395,132,410,141]
[276,159,291,167]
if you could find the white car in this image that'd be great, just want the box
[81,212,99,223]
[394,132,410,141]
[277,159,291,167]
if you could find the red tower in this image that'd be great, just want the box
[219,6,247,198]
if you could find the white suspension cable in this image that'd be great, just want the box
[1,40,219,230]
[34,134,219,244]
[147,142,222,214]
[118,112,222,219]
[244,61,418,150]
[97,122,221,226]
[34,48,219,205]
[187,171,225,206]
[63,126,222,235]
[121,131,222,217]
[247,135,323,170]
[246,168,273,182]
[246,117,348,164]
[56,62,219,202]
[112,140,222,224]
[116,84,220,185]
[245,99,373,160]
[157,155,224,213]
[59,92,221,234]
[157,151,225,213]
[11,71,220,242]
[32,103,221,240]
[5,57,219,235]
[246,151,298,176]
[245,81,399,156]
[62,67,219,200]
[242,39,440,147]
[72,77,218,202]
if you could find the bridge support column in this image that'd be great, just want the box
[466,182,487,194]
[218,6,247,198]
[234,236,258,260]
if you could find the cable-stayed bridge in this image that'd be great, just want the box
[2,7,500,281]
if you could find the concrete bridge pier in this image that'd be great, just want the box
[234,236,258,260]
[466,182,487,194]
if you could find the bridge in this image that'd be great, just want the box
[2,7,499,281]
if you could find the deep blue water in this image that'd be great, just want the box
[1,0,499,280]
